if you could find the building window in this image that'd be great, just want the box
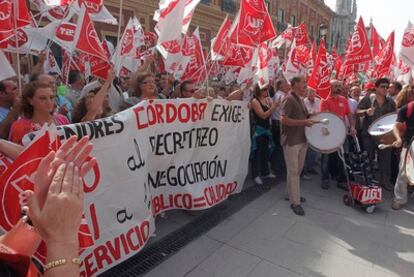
[277,8,284,23]
[265,1,270,12]
[105,35,118,48]
[221,0,236,13]
[199,31,207,42]
[290,15,296,26]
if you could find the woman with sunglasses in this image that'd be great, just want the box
[122,73,158,109]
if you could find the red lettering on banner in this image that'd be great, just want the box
[94,245,112,270]
[80,220,150,277]
[151,193,195,215]
[151,182,237,216]
[89,203,100,240]
[204,182,238,206]
[166,103,177,123]
[119,232,131,255]
[126,228,140,251]
[82,253,98,277]
[106,237,122,261]
[133,102,208,130]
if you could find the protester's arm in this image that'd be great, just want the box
[226,89,243,101]
[345,100,356,135]
[251,98,277,120]
[27,163,83,277]
[31,51,46,76]
[281,98,314,127]
[393,122,404,148]
[82,72,115,122]
[0,139,23,160]
[356,96,373,117]
[348,113,357,135]
[0,100,21,139]
[280,115,314,127]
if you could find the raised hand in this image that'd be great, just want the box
[33,136,96,208]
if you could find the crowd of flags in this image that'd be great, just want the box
[1,0,414,99]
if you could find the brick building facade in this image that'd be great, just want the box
[94,0,335,49]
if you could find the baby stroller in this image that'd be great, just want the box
[339,135,382,213]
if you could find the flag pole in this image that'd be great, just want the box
[116,0,124,45]
[13,0,22,93]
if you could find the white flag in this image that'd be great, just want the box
[399,22,414,68]
[0,51,15,82]
[43,48,61,75]
[155,0,186,45]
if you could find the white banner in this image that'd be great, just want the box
[0,99,250,276]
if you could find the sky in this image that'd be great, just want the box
[324,0,414,52]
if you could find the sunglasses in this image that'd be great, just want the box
[379,85,389,89]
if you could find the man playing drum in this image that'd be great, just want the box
[281,76,315,216]
[391,101,414,210]
[319,80,356,190]
[356,78,396,191]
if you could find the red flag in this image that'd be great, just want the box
[0,0,13,44]
[371,31,395,79]
[73,4,108,62]
[308,39,331,99]
[223,44,254,67]
[296,45,310,66]
[44,0,74,5]
[306,40,317,79]
[181,28,206,84]
[256,42,272,88]
[211,15,232,60]
[230,0,276,47]
[0,0,33,44]
[370,23,382,57]
[15,0,33,28]
[271,24,294,48]
[294,23,310,46]
[334,55,343,79]
[78,53,111,80]
[343,17,372,67]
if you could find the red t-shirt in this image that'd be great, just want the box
[9,115,69,145]
[0,244,41,277]
[319,95,351,120]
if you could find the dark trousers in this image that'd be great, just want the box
[321,151,347,183]
[270,120,286,176]
[251,134,271,178]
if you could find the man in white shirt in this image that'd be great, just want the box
[303,88,320,176]
[270,78,290,177]
[304,88,320,114]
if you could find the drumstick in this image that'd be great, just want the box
[314,118,330,125]
[369,94,376,108]
[378,144,393,150]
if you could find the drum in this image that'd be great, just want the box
[368,113,397,145]
[305,112,347,154]
[404,138,414,186]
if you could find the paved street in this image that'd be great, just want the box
[144,177,414,277]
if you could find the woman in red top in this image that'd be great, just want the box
[9,82,69,145]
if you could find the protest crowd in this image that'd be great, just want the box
[0,0,414,276]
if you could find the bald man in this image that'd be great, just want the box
[319,80,356,190]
